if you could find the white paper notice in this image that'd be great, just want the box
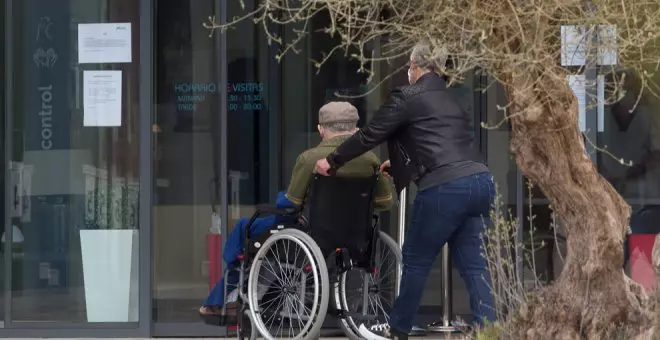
[568,74,605,132]
[78,23,132,64]
[598,25,617,66]
[568,75,586,131]
[83,70,122,127]
[561,24,617,66]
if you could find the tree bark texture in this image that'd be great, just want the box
[502,70,652,339]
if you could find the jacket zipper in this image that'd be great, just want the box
[397,142,412,166]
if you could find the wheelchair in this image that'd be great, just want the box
[222,172,402,340]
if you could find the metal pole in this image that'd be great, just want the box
[428,243,457,333]
[441,244,454,329]
[395,187,407,295]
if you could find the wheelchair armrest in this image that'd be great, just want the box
[255,204,300,217]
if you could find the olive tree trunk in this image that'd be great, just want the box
[502,71,652,339]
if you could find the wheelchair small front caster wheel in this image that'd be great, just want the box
[238,308,256,340]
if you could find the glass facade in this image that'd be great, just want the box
[599,71,660,236]
[6,0,142,328]
[0,0,646,337]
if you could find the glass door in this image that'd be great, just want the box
[151,0,224,336]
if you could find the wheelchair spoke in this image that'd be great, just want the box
[259,290,285,314]
[369,292,389,323]
[293,293,313,316]
[273,241,291,287]
[375,248,397,285]
[274,302,284,337]
[262,301,281,327]
[291,295,308,326]
[260,261,285,288]
[282,240,293,286]
[288,294,307,336]
[287,295,295,339]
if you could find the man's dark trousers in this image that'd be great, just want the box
[388,172,496,333]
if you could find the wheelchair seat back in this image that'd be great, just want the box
[306,172,378,264]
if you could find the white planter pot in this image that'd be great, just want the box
[80,229,139,322]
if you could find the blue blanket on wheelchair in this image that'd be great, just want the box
[223,191,297,264]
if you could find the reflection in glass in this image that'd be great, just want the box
[10,0,140,323]
[598,71,660,275]
[152,0,219,323]
[600,71,660,236]
[475,79,529,309]
[225,2,379,226]
[521,181,566,287]
[225,0,277,237]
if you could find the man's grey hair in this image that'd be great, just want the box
[411,42,448,72]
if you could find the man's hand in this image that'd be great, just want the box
[379,159,392,178]
[315,158,332,176]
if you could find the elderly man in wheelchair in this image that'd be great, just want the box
[200,101,402,339]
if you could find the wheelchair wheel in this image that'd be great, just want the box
[333,231,402,340]
[247,228,329,340]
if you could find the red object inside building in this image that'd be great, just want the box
[629,234,656,292]
[207,234,223,291]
